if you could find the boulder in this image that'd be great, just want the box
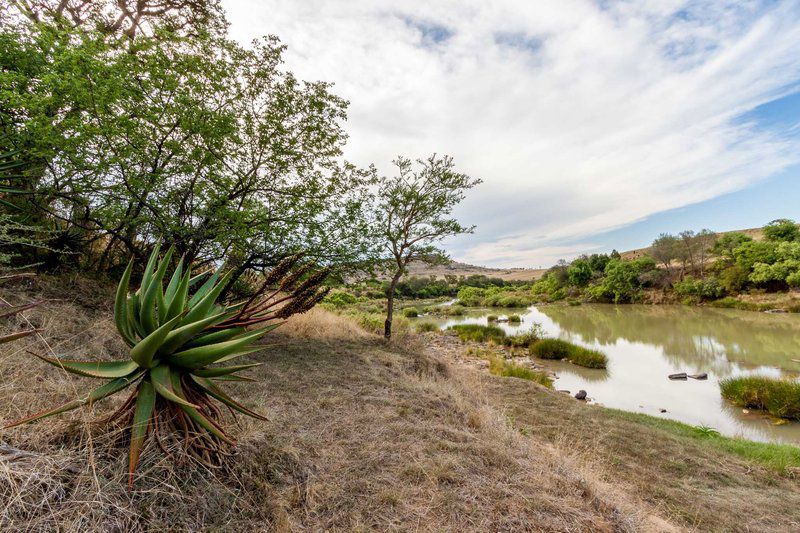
[574,390,587,400]
[668,373,687,380]
[659,408,667,413]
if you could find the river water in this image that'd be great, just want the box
[423,304,800,444]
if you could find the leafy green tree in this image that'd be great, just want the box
[763,219,800,242]
[567,259,592,286]
[650,233,679,270]
[376,155,480,338]
[1,16,376,278]
[712,232,752,265]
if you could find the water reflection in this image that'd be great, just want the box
[422,304,800,443]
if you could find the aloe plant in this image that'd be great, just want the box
[4,244,328,487]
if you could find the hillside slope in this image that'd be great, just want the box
[2,277,798,531]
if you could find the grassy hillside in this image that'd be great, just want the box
[1,276,798,531]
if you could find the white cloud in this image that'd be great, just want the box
[222,0,800,267]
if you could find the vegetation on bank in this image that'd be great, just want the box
[447,324,544,350]
[529,339,608,369]
[488,357,553,387]
[720,375,800,420]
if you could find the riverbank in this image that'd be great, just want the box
[2,278,799,530]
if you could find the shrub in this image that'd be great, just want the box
[720,376,800,420]
[504,327,543,349]
[488,357,552,387]
[324,290,358,309]
[568,347,608,369]
[5,246,327,487]
[456,286,485,306]
[507,314,522,323]
[529,338,573,359]
[448,324,506,344]
[529,338,607,369]
[486,314,498,322]
[673,276,724,300]
[403,307,419,318]
[415,321,439,333]
[719,265,749,293]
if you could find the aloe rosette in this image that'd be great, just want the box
[4,244,328,487]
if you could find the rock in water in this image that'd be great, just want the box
[659,408,667,413]
[574,390,587,400]
[688,373,708,380]
[668,373,687,380]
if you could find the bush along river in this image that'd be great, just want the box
[421,304,800,444]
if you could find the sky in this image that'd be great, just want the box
[222,0,800,268]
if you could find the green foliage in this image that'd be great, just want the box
[488,357,552,387]
[588,257,656,303]
[5,246,328,486]
[415,321,439,333]
[507,314,521,323]
[763,219,800,242]
[504,326,544,348]
[448,324,507,344]
[673,276,724,300]
[692,425,721,438]
[529,338,608,369]
[566,259,593,286]
[486,314,498,322]
[718,265,750,293]
[402,307,419,318]
[457,286,485,306]
[324,290,358,309]
[529,338,573,359]
[720,376,800,420]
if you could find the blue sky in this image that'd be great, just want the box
[225,0,800,267]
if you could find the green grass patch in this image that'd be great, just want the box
[507,314,522,323]
[529,338,608,369]
[503,330,542,349]
[606,408,800,473]
[415,321,439,333]
[402,307,419,318]
[488,357,552,387]
[448,324,506,344]
[720,375,800,420]
[486,314,498,322]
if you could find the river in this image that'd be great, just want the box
[422,304,800,444]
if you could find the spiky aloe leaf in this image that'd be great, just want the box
[150,364,197,408]
[165,269,191,321]
[167,327,269,369]
[140,246,173,334]
[114,260,136,346]
[157,311,229,356]
[30,353,139,378]
[192,362,261,377]
[192,376,268,420]
[0,300,42,320]
[182,326,246,349]
[129,314,183,368]
[138,241,162,302]
[170,372,234,444]
[0,329,39,344]
[188,268,221,307]
[162,257,184,321]
[128,379,155,489]
[3,371,144,428]
[179,271,231,327]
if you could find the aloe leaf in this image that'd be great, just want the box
[114,260,135,346]
[171,372,234,444]
[3,371,144,428]
[140,247,173,334]
[128,379,155,489]
[192,376,268,420]
[211,374,257,382]
[165,270,190,321]
[180,271,231,327]
[162,257,184,320]
[150,364,197,408]
[188,268,221,306]
[192,362,261,377]
[129,314,183,368]
[157,311,229,356]
[0,329,39,344]
[182,327,246,349]
[138,242,162,307]
[30,353,139,378]
[0,300,41,320]
[167,328,268,369]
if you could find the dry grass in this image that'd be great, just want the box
[481,373,800,532]
[1,276,638,531]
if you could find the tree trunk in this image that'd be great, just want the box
[384,270,402,339]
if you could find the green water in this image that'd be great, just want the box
[422,304,800,444]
